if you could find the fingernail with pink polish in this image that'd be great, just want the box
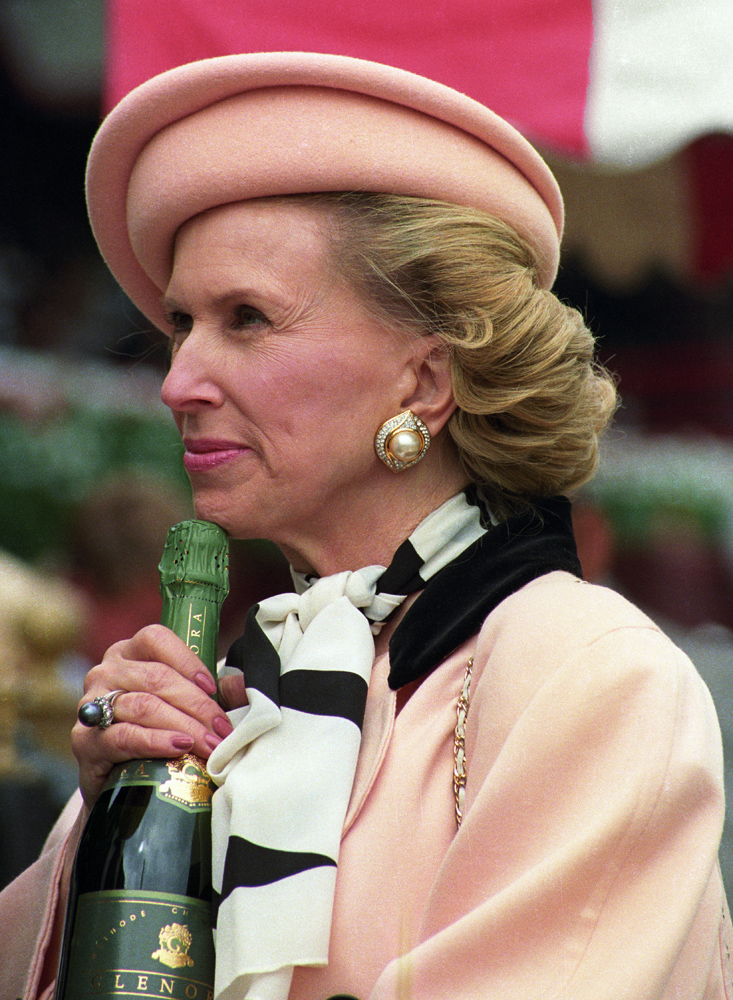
[213,715,234,738]
[195,672,217,695]
[172,735,194,751]
[205,733,222,752]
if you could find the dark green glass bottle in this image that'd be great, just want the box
[55,520,229,1000]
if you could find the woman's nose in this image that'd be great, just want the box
[160,333,224,413]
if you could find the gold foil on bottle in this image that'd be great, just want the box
[157,754,214,807]
[151,922,195,969]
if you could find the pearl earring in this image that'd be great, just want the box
[374,409,431,472]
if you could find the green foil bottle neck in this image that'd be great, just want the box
[158,520,229,679]
[158,519,229,594]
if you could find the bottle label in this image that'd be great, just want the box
[104,756,215,813]
[61,890,215,998]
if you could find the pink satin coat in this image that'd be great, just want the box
[3,572,732,999]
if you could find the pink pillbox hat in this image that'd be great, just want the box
[86,51,563,332]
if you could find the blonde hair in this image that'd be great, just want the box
[321,192,617,517]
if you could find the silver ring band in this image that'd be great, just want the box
[78,689,126,729]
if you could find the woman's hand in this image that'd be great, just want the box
[72,624,236,808]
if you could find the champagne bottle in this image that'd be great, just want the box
[55,519,229,1000]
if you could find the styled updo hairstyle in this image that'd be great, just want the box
[323,192,617,518]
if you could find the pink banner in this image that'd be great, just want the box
[104,0,593,156]
[102,0,733,283]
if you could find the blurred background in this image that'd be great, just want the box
[1,0,732,889]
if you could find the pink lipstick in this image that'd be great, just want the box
[182,438,250,473]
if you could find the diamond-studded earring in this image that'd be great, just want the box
[374,409,431,472]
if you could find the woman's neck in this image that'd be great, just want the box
[280,464,470,577]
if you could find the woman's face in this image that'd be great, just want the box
[161,198,424,571]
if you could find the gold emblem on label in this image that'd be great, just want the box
[151,922,195,969]
[158,754,213,807]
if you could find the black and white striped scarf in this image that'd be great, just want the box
[206,490,580,1000]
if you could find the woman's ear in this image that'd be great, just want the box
[401,335,457,434]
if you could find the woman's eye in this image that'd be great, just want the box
[232,305,268,330]
[164,312,192,360]
[166,311,193,336]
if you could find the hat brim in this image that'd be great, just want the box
[86,51,563,332]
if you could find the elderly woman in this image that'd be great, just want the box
[1,52,731,1000]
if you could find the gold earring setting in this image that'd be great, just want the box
[374,409,431,472]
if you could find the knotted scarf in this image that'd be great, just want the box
[206,490,580,1000]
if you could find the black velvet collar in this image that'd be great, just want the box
[387,495,581,689]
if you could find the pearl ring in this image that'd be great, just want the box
[78,689,126,730]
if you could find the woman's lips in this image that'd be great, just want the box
[182,439,250,473]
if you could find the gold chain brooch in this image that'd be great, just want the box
[453,657,474,828]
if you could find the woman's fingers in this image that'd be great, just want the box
[72,717,196,808]
[72,695,232,808]
[73,623,236,807]
[83,689,228,753]
[86,624,211,695]
[218,671,247,711]
[83,624,232,734]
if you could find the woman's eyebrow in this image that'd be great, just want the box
[161,287,265,313]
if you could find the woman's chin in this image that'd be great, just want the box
[189,495,236,533]
[190,497,265,542]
